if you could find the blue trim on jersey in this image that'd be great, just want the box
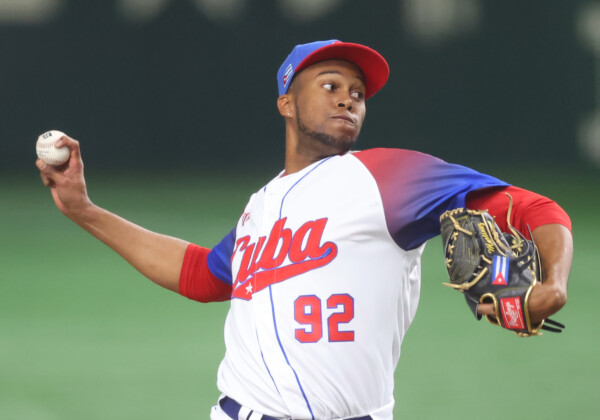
[261,159,331,419]
[256,329,282,397]
[269,286,315,419]
[206,228,236,285]
[279,157,333,216]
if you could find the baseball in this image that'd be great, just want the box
[36,130,70,166]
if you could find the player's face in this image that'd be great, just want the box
[291,60,367,154]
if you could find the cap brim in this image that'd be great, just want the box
[295,42,389,99]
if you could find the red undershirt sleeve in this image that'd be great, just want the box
[179,243,232,303]
[466,185,572,239]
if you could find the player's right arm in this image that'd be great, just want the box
[36,134,188,293]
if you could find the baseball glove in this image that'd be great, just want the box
[440,194,565,337]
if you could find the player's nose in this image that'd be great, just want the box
[337,97,353,111]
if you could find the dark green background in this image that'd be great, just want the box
[1,0,595,171]
[2,1,599,419]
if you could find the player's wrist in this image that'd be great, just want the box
[529,283,567,323]
[63,199,97,225]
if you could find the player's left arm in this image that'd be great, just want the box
[466,186,573,324]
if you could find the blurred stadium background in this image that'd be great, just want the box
[1,0,599,419]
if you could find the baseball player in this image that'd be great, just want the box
[37,40,573,419]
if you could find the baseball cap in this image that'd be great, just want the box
[277,40,390,99]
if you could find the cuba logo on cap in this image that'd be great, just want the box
[282,64,294,88]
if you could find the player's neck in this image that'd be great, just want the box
[284,141,339,174]
[285,129,344,174]
[285,153,319,174]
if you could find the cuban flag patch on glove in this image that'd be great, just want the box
[491,255,509,286]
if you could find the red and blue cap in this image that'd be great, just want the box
[277,40,390,99]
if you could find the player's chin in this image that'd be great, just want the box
[329,135,358,155]
[308,126,359,154]
[335,128,360,147]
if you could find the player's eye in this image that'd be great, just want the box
[351,91,365,101]
[323,82,336,91]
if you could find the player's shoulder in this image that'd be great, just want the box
[351,147,437,159]
[349,147,443,168]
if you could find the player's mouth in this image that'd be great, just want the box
[331,114,357,125]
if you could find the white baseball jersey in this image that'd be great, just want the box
[205,148,507,419]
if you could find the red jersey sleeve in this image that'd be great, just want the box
[466,185,572,239]
[179,243,232,303]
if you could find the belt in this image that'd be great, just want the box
[220,396,373,420]
[220,397,279,420]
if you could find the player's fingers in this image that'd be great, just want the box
[477,303,495,316]
[55,134,82,161]
[36,158,62,187]
[37,161,53,187]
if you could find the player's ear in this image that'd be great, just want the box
[277,94,295,119]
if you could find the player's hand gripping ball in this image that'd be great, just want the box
[36,130,70,166]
